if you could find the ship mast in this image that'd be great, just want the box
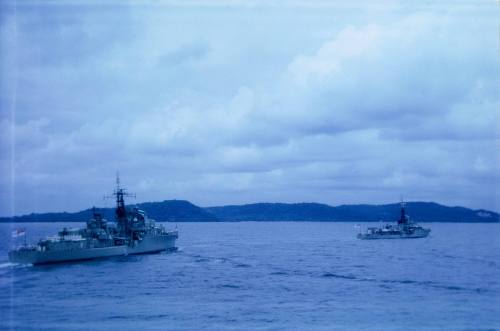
[398,199,407,225]
[106,173,135,236]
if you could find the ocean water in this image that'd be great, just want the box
[0,222,499,331]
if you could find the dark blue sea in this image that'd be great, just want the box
[0,222,499,330]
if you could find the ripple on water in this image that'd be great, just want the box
[317,272,490,294]
[321,272,356,280]
[217,284,241,289]
[195,258,210,263]
[0,222,497,330]
[269,271,288,276]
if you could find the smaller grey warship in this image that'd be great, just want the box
[8,177,178,265]
[357,202,430,240]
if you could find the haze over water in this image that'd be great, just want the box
[1,222,499,330]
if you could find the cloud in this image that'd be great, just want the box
[288,24,383,84]
[0,1,498,215]
[277,13,499,141]
[157,43,210,67]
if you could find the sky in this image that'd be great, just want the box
[0,0,498,216]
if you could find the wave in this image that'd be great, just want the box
[319,270,489,293]
[217,284,240,289]
[270,271,288,276]
[322,272,356,280]
[0,262,15,268]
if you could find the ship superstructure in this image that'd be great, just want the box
[8,177,178,265]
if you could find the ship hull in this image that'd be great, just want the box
[357,229,430,240]
[127,233,178,255]
[8,245,128,265]
[9,233,178,265]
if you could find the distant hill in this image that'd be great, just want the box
[136,200,218,221]
[1,200,217,223]
[206,203,339,221]
[0,201,497,223]
[206,202,499,222]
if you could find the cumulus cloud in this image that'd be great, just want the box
[281,13,499,139]
[0,0,498,215]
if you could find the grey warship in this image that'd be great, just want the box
[357,202,430,240]
[8,178,178,265]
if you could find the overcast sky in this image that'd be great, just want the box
[0,0,498,216]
